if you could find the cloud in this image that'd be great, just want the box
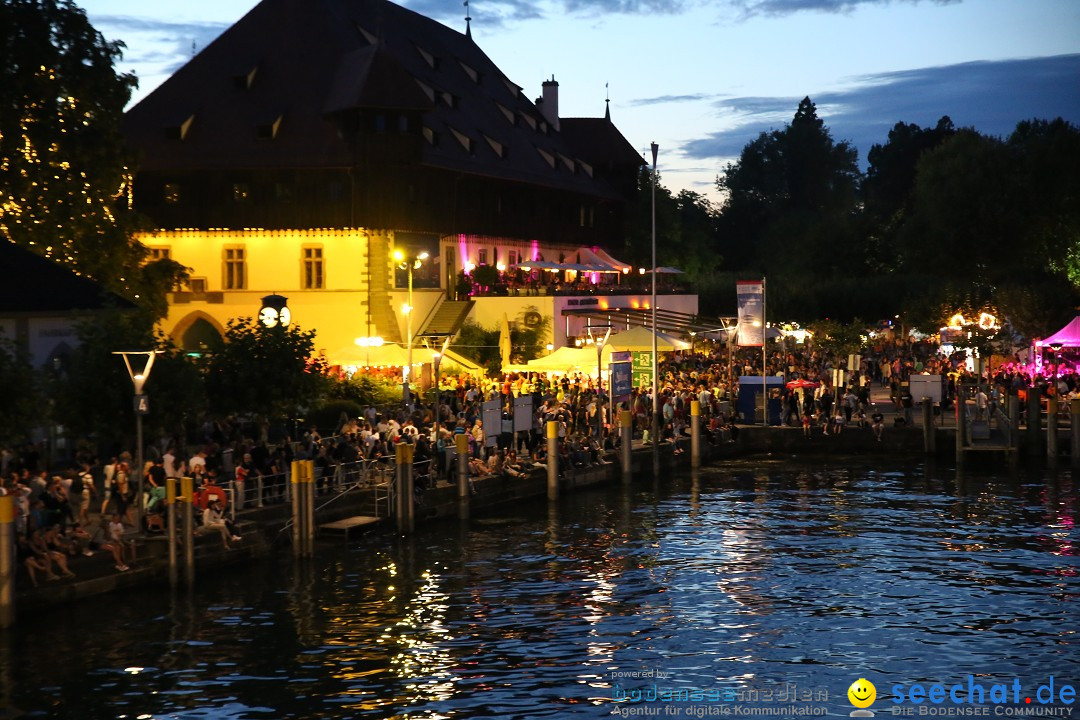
[91,14,229,73]
[729,0,960,19]
[561,0,687,13]
[681,54,1080,166]
[404,0,543,27]
[629,93,715,106]
[407,0,958,24]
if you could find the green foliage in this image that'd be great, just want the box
[0,335,43,444]
[449,307,549,376]
[810,318,867,359]
[471,264,500,291]
[203,318,329,420]
[0,0,186,320]
[47,309,204,447]
[511,305,551,364]
[454,319,500,375]
[715,97,862,319]
[323,374,402,409]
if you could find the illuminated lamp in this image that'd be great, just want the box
[259,294,291,328]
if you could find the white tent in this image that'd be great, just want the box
[331,342,414,368]
[608,325,691,352]
[575,246,630,273]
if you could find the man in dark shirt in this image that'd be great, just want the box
[871,407,885,441]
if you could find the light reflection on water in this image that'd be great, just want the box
[4,460,1079,719]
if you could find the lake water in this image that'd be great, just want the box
[4,459,1078,719]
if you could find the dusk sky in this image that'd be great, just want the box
[86,0,1080,201]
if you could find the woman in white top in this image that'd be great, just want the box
[203,500,241,549]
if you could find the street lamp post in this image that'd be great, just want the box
[432,334,452,463]
[588,326,613,442]
[394,249,429,406]
[650,141,659,475]
[114,350,160,532]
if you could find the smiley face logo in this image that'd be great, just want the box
[848,678,877,709]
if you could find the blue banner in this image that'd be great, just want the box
[736,280,764,346]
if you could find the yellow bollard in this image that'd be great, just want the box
[456,434,470,518]
[291,460,303,556]
[181,476,195,586]
[395,443,415,533]
[620,409,632,482]
[690,400,701,469]
[0,497,15,628]
[547,420,559,500]
[304,460,315,554]
[167,477,178,588]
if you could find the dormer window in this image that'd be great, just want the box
[536,147,555,169]
[557,152,574,173]
[521,113,536,131]
[497,104,515,125]
[459,61,479,83]
[415,79,435,102]
[484,135,505,158]
[422,126,438,146]
[165,113,195,141]
[232,65,258,90]
[441,91,456,108]
[355,22,377,45]
[257,113,283,139]
[416,45,438,69]
[451,127,472,153]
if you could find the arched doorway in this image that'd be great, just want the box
[173,313,225,355]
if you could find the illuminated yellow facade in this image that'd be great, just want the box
[144,227,432,364]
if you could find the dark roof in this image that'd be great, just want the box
[123,0,630,199]
[0,242,136,314]
[561,117,646,171]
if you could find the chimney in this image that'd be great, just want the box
[538,75,559,131]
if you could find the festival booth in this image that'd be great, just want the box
[1033,316,1080,375]
[737,376,785,425]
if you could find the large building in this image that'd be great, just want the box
[124,0,693,370]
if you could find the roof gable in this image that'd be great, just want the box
[123,0,625,199]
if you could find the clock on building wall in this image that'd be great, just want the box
[259,294,291,328]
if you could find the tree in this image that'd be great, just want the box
[620,165,681,270]
[715,97,861,319]
[0,0,186,320]
[203,318,329,420]
[809,318,866,360]
[47,309,205,451]
[0,335,43,444]
[896,119,1080,336]
[861,117,956,272]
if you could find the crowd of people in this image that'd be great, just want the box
[2,330,1068,591]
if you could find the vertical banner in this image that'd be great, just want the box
[631,351,653,390]
[610,351,632,401]
[736,280,765,347]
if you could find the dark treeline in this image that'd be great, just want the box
[621,97,1080,338]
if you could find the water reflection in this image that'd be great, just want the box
[6,460,1080,718]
